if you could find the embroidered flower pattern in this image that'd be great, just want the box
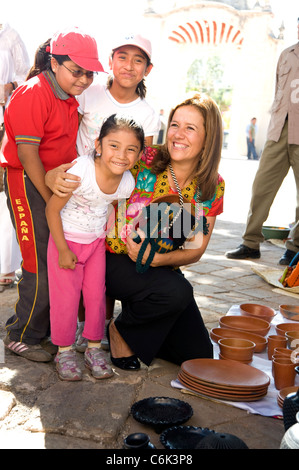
[141,146,156,165]
[136,168,156,192]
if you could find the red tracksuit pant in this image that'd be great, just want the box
[4,168,50,345]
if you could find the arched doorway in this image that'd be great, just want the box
[144,2,282,155]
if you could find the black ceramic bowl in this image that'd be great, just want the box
[131,397,193,433]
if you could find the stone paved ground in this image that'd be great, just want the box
[0,154,297,450]
[0,216,295,450]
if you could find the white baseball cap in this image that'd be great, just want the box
[112,33,152,61]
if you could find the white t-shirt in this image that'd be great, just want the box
[60,155,135,243]
[76,80,160,155]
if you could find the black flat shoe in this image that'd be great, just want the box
[111,355,140,370]
[225,244,260,259]
[107,320,140,371]
[278,249,297,266]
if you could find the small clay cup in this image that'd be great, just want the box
[274,347,293,358]
[285,331,299,350]
[272,358,296,390]
[267,335,287,360]
[272,354,293,364]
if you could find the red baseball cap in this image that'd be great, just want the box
[50,27,105,72]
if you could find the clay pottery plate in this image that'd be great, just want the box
[278,386,299,403]
[275,322,299,336]
[279,305,299,322]
[210,327,267,353]
[177,374,267,401]
[240,303,276,322]
[178,369,268,393]
[181,358,270,389]
[219,315,270,337]
[178,372,267,396]
[178,371,258,395]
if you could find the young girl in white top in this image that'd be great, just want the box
[45,114,144,381]
[76,33,160,155]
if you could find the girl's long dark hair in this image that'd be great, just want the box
[26,38,70,80]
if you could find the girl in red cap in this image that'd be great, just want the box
[1,28,104,362]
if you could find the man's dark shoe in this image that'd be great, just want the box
[225,244,261,260]
[278,249,297,266]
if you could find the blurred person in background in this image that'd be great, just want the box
[0,23,30,289]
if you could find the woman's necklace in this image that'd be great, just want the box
[167,163,185,230]
[168,163,184,206]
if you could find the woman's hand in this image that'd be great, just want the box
[126,229,153,264]
[45,162,81,197]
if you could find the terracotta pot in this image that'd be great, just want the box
[219,315,270,337]
[285,331,299,350]
[209,327,267,353]
[267,335,287,360]
[272,354,293,364]
[218,338,255,363]
[279,305,299,322]
[274,348,293,358]
[240,303,275,322]
[275,323,299,336]
[272,358,296,390]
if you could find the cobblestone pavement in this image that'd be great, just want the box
[0,215,295,450]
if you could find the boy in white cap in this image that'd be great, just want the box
[76,32,160,155]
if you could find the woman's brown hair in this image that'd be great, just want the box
[151,93,223,201]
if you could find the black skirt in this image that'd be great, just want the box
[105,252,213,366]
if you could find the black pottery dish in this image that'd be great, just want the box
[196,431,249,449]
[131,397,193,433]
[123,432,156,450]
[160,425,214,449]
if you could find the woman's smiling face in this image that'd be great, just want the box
[167,105,206,164]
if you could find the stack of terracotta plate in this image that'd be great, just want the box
[177,358,270,402]
[277,386,299,408]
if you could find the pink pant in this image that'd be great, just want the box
[47,235,106,346]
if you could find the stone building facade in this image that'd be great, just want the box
[142,0,285,155]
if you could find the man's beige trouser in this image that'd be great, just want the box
[243,120,299,253]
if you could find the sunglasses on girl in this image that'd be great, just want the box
[62,63,96,79]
